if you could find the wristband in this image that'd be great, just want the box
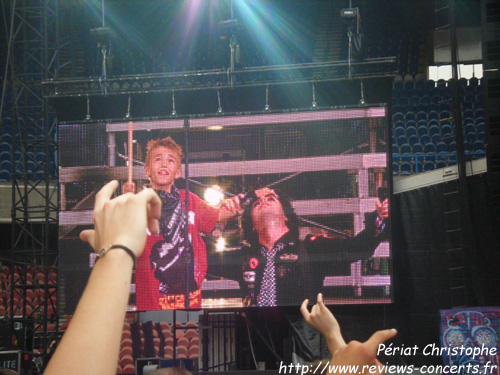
[96,244,136,268]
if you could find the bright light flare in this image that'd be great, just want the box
[204,185,224,206]
[216,237,226,252]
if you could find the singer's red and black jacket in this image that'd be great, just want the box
[135,190,218,311]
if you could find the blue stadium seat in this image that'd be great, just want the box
[393,112,404,123]
[393,119,405,129]
[439,101,451,112]
[409,96,420,106]
[436,159,446,169]
[428,118,440,128]
[420,95,431,106]
[428,110,439,121]
[429,124,441,137]
[2,133,12,145]
[36,151,46,164]
[427,103,438,113]
[2,122,13,136]
[412,143,424,154]
[463,108,474,120]
[417,122,428,137]
[425,80,436,90]
[464,121,476,135]
[397,136,408,148]
[27,160,36,174]
[416,103,427,113]
[430,88,441,104]
[392,160,400,175]
[392,104,403,114]
[1,150,10,162]
[423,159,435,172]
[0,169,10,181]
[431,134,442,145]
[415,79,425,91]
[393,81,404,91]
[416,111,427,122]
[448,141,456,152]
[466,132,477,144]
[404,81,415,91]
[400,161,412,175]
[425,154,436,164]
[405,112,416,122]
[473,140,484,152]
[475,108,485,118]
[398,96,409,106]
[408,134,419,147]
[441,87,452,102]
[406,125,417,137]
[463,141,470,153]
[424,143,436,153]
[441,124,453,139]
[420,134,431,145]
[439,110,452,120]
[436,142,448,153]
[14,161,24,173]
[400,143,412,155]
[0,142,10,153]
[2,117,13,127]
[476,122,485,135]
[458,77,468,90]
[394,126,406,139]
[0,160,12,171]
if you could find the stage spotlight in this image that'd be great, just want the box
[85,95,91,121]
[264,85,270,111]
[171,91,177,116]
[204,185,224,206]
[217,89,223,114]
[216,237,226,252]
[311,84,318,110]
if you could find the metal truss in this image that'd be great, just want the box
[42,57,397,98]
[4,0,63,372]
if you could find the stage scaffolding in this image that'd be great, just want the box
[2,0,64,372]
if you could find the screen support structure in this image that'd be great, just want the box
[3,0,62,373]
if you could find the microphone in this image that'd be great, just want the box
[239,190,257,210]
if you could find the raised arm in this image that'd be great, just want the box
[300,293,346,356]
[44,180,161,375]
[301,293,397,375]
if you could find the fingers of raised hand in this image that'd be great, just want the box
[79,229,95,250]
[365,329,397,354]
[94,180,119,214]
[300,299,311,319]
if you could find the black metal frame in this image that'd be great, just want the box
[4,0,62,372]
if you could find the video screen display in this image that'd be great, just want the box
[59,106,392,313]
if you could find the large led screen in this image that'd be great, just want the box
[59,106,392,313]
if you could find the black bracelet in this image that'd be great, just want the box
[96,244,136,268]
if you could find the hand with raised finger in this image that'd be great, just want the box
[300,293,346,353]
[80,180,161,258]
